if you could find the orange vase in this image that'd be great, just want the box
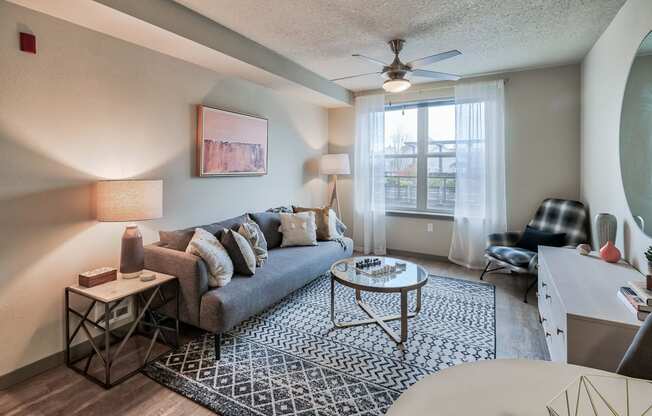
[599,241,621,263]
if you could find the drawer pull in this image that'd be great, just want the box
[545,332,551,338]
[541,282,547,288]
[545,294,551,300]
[539,314,547,323]
[556,328,564,335]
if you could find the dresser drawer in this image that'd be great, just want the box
[537,257,567,362]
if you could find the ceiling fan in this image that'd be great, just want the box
[332,39,462,93]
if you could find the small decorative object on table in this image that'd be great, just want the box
[354,257,404,276]
[576,243,591,256]
[599,240,621,263]
[595,213,617,248]
[139,271,156,282]
[78,267,117,288]
[645,246,652,286]
[546,374,652,415]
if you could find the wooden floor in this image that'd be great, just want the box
[0,256,548,416]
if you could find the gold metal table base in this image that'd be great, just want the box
[330,276,422,345]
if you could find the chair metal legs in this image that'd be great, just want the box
[481,259,537,304]
[480,261,506,281]
[524,276,538,303]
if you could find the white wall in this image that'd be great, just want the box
[581,0,652,272]
[329,64,582,257]
[0,2,329,378]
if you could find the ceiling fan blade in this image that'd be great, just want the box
[352,54,388,67]
[411,69,461,81]
[330,72,382,81]
[407,49,461,68]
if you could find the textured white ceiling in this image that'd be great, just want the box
[175,0,625,91]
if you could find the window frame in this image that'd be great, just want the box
[384,98,456,217]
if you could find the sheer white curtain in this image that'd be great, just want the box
[449,80,506,269]
[353,94,387,255]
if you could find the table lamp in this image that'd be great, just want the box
[96,180,163,279]
[320,154,350,217]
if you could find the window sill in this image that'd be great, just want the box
[385,210,454,221]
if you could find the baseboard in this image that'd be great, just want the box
[0,323,129,390]
[386,248,450,263]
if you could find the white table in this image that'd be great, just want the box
[387,359,615,416]
[65,270,179,388]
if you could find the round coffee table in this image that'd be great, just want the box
[329,256,428,345]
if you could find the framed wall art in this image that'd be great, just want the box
[196,105,268,176]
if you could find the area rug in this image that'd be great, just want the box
[143,274,495,415]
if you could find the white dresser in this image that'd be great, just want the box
[537,246,643,371]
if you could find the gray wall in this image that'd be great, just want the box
[0,2,329,377]
[329,64,581,257]
[581,0,652,272]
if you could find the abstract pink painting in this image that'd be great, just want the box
[197,105,268,176]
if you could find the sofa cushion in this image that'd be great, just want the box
[248,212,283,249]
[238,218,268,266]
[159,229,195,251]
[293,206,340,240]
[186,228,233,287]
[199,237,353,333]
[280,212,318,247]
[158,214,248,251]
[221,229,256,276]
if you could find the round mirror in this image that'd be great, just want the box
[620,31,652,236]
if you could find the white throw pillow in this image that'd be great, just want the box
[185,228,234,287]
[279,211,318,247]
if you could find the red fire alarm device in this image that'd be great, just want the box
[19,32,36,54]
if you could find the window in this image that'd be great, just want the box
[384,100,456,215]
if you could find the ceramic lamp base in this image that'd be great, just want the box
[120,225,144,278]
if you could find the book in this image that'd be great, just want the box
[628,280,652,306]
[618,287,652,321]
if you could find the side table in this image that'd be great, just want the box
[65,270,179,388]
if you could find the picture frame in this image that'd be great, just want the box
[196,105,268,177]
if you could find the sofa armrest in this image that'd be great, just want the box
[144,243,209,327]
[487,231,521,248]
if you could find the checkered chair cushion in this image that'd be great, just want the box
[486,246,537,269]
[485,198,589,273]
[527,198,589,247]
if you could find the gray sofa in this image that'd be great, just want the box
[144,211,353,357]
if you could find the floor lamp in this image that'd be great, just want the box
[321,154,350,218]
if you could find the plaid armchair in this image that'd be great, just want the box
[481,198,590,302]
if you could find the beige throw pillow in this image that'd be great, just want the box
[292,206,342,240]
[279,211,318,247]
[185,228,233,287]
[238,217,268,266]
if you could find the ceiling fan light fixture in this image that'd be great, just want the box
[383,78,411,93]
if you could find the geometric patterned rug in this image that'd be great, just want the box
[143,274,495,415]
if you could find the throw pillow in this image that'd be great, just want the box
[185,228,233,287]
[279,211,318,247]
[292,206,335,240]
[334,213,347,236]
[248,212,283,249]
[221,229,257,276]
[516,226,566,252]
[159,229,194,251]
[238,217,268,266]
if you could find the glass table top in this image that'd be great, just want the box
[330,257,429,290]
